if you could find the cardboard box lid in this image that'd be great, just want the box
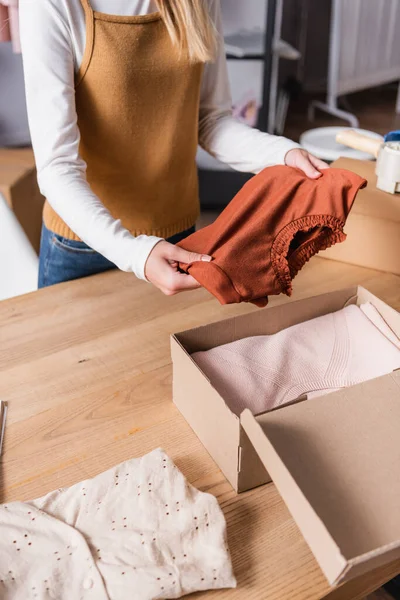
[332,157,400,223]
[241,369,400,586]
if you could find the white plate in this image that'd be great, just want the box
[300,127,383,162]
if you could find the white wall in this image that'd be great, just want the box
[220,0,267,35]
[0,43,30,147]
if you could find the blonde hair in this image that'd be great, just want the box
[155,0,218,63]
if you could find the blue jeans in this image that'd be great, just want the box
[38,224,195,288]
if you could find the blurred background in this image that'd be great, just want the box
[197,0,400,210]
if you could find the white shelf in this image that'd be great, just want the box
[224,30,300,61]
[224,29,265,58]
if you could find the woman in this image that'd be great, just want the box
[20,0,327,294]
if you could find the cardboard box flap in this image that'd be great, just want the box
[174,287,360,354]
[241,370,400,585]
[332,158,400,222]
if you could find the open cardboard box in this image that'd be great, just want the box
[171,286,400,586]
[322,158,400,275]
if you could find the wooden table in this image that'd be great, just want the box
[1,258,400,600]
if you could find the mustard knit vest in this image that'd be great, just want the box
[43,0,203,240]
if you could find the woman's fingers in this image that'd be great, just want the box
[297,152,321,179]
[285,148,329,179]
[164,270,202,294]
[309,154,329,171]
[166,244,212,265]
[145,240,206,295]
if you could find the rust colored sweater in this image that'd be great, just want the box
[178,166,367,306]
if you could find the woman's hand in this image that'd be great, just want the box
[145,241,211,296]
[285,148,329,179]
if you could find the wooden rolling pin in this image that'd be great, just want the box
[336,130,383,158]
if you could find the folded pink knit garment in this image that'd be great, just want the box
[191,304,400,416]
[360,302,400,350]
